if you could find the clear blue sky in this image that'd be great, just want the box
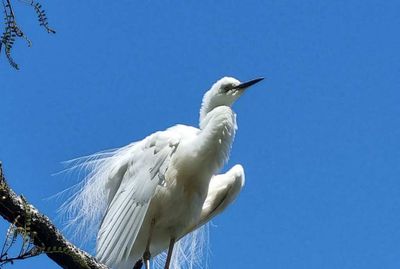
[1,0,400,268]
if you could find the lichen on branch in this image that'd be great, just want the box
[0,162,108,269]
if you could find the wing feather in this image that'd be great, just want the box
[96,128,185,267]
[191,164,245,232]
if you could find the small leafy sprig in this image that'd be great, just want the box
[0,0,55,70]
[31,1,55,34]
[0,0,31,69]
[0,212,43,267]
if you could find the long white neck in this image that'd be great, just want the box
[198,106,237,172]
[199,89,229,124]
[199,91,214,123]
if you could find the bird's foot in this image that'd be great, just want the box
[143,250,151,269]
[133,259,143,269]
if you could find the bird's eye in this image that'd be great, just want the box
[221,84,234,93]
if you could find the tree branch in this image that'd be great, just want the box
[0,162,109,269]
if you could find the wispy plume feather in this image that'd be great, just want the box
[154,225,209,269]
[58,143,137,245]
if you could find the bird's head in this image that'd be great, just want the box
[199,76,264,123]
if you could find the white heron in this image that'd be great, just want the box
[62,76,263,269]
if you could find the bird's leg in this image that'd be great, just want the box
[144,256,150,269]
[143,218,156,269]
[164,237,176,269]
[143,244,151,269]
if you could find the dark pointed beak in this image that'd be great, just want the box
[235,77,264,90]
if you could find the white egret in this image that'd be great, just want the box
[62,76,264,269]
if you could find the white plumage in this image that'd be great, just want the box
[61,76,263,269]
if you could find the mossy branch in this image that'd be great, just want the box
[0,162,109,269]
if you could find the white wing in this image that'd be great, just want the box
[96,125,198,267]
[197,164,245,229]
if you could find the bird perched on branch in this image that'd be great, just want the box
[62,76,264,269]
